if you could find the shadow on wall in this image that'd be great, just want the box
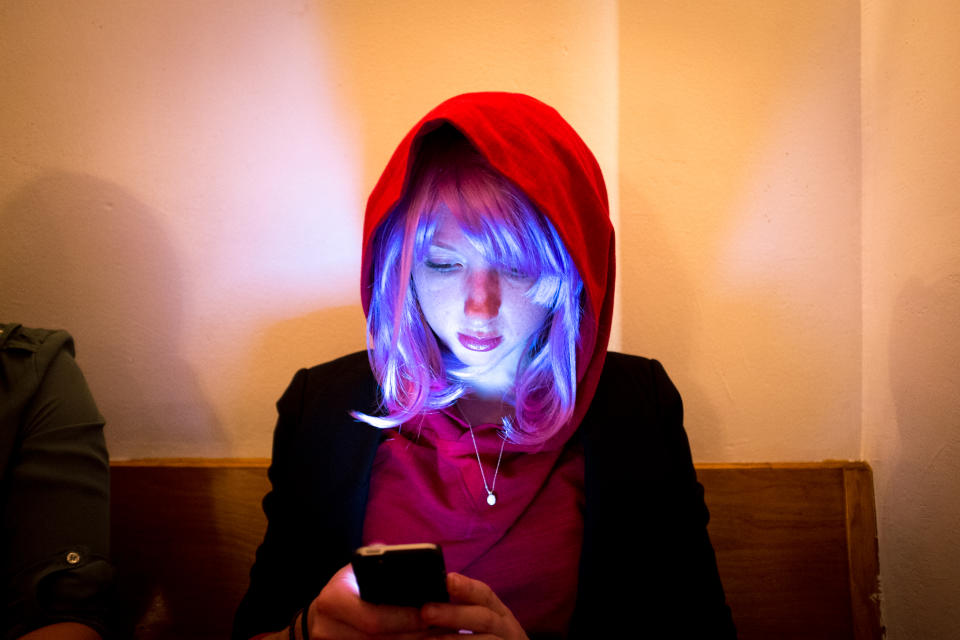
[0,171,225,458]
[229,304,369,442]
[886,274,960,637]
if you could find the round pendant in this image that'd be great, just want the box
[486,493,497,506]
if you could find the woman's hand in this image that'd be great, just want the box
[420,573,529,640]
[302,564,432,639]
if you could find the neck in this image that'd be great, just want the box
[457,392,512,426]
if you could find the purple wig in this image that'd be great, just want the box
[355,128,584,445]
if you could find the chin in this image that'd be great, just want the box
[454,350,497,369]
[454,347,521,383]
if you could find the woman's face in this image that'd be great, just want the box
[412,211,550,396]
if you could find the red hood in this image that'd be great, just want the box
[361,92,615,446]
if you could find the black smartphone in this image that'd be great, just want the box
[352,543,449,607]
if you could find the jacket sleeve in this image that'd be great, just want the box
[1,335,113,640]
[231,367,313,639]
[232,354,382,640]
[572,354,736,638]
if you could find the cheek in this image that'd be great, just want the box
[421,301,454,337]
[414,278,460,334]
[503,290,550,338]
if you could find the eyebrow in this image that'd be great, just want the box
[427,240,458,251]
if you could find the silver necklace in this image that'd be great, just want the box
[456,403,507,506]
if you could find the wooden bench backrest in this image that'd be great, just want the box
[110,461,881,639]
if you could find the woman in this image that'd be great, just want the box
[233,93,735,639]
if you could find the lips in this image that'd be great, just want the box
[457,332,503,352]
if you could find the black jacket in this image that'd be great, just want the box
[233,351,735,638]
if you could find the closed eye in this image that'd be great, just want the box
[502,266,533,281]
[425,260,461,272]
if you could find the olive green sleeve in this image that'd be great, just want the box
[2,337,113,639]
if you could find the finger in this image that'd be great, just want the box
[305,613,367,640]
[423,574,509,633]
[421,603,502,636]
[319,594,428,635]
[445,573,507,614]
[310,611,435,640]
[422,630,486,639]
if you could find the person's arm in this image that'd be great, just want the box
[233,358,478,640]
[2,337,112,639]
[236,353,533,640]
[646,359,735,635]
[233,361,408,640]
[232,368,316,639]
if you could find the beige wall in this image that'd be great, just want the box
[862,0,960,637]
[618,2,861,461]
[2,2,959,635]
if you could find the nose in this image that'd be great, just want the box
[464,267,501,320]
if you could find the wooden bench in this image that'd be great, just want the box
[110,460,881,639]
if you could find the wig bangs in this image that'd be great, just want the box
[410,163,571,310]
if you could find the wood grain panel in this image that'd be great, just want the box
[699,465,852,639]
[843,465,882,640]
[111,464,270,639]
[109,460,880,639]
